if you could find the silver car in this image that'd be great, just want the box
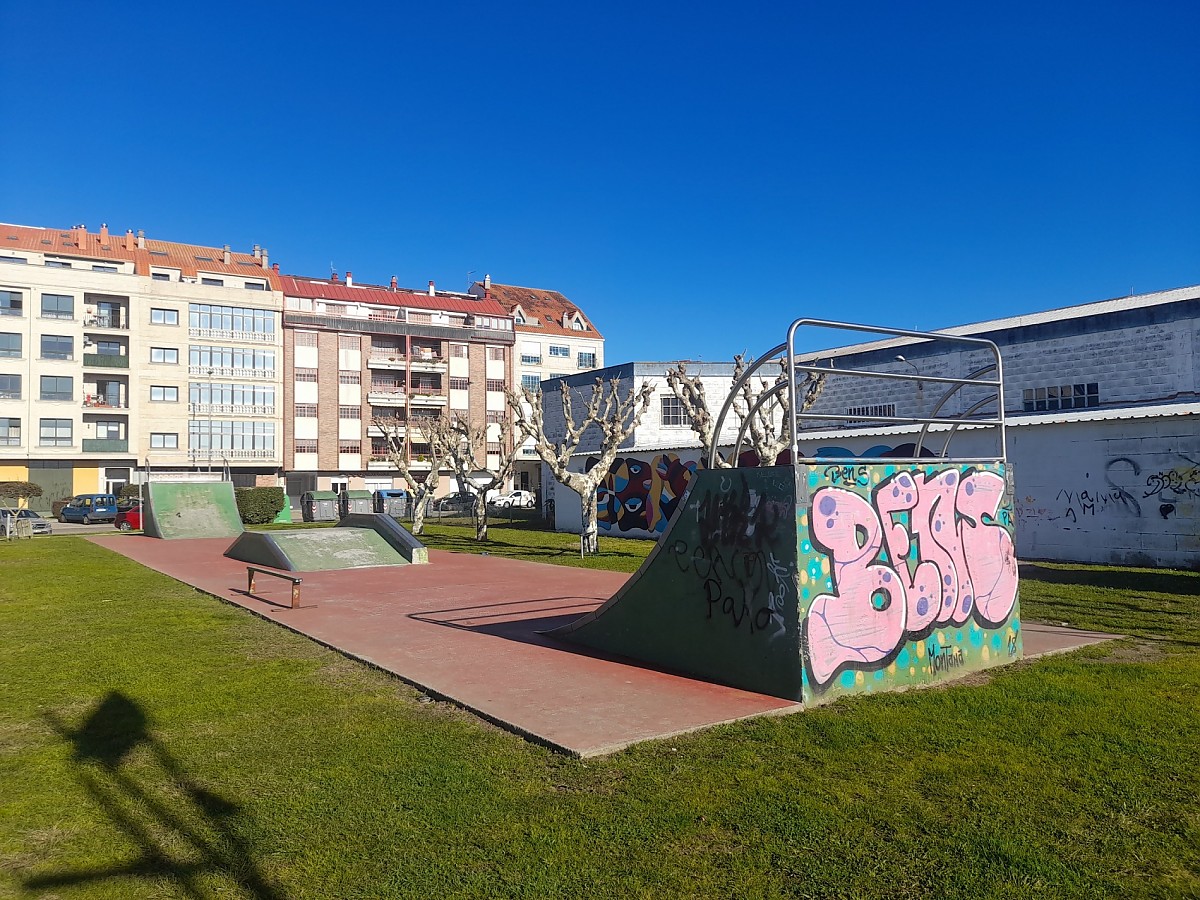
[0,508,53,535]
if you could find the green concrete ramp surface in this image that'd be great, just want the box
[225,514,428,571]
[143,481,244,540]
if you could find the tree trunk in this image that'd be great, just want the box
[580,497,599,555]
[410,493,426,535]
[474,499,488,542]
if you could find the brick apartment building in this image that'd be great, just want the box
[279,273,516,500]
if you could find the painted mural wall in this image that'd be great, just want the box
[588,452,701,538]
[797,461,1022,706]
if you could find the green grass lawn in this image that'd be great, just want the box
[1,534,1197,899]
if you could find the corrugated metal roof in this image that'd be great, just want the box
[280,275,509,317]
[0,222,281,287]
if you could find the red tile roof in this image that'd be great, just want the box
[280,275,509,317]
[0,222,281,287]
[477,282,603,338]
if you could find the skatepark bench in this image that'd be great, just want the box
[245,566,304,609]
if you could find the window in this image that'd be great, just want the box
[485,379,506,392]
[151,308,179,325]
[338,441,361,455]
[571,319,585,331]
[0,255,27,265]
[486,442,501,454]
[95,420,123,440]
[39,418,72,446]
[45,260,72,269]
[201,277,224,287]
[371,440,388,457]
[294,331,318,347]
[0,333,20,358]
[0,417,19,446]
[661,396,691,427]
[0,374,20,399]
[549,345,569,358]
[152,272,171,281]
[371,406,405,421]
[339,371,361,384]
[92,264,117,273]
[95,340,122,356]
[188,419,275,453]
[338,405,361,419]
[294,368,318,382]
[151,347,179,364]
[294,404,318,418]
[150,433,179,449]
[40,375,73,401]
[244,281,266,291]
[150,385,179,402]
[487,346,505,362]
[449,377,470,390]
[450,408,469,425]
[450,343,468,359]
[846,404,897,422]
[294,440,317,454]
[40,335,73,360]
[40,294,74,319]
[338,334,359,350]
[189,303,275,335]
[486,411,506,424]
[1023,383,1099,412]
[577,351,596,368]
[0,291,22,316]
[521,375,541,392]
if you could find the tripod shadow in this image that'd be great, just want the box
[28,691,283,899]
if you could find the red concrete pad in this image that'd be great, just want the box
[89,535,802,756]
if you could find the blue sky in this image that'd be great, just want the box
[2,2,1196,361]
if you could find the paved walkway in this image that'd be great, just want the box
[89,535,1122,756]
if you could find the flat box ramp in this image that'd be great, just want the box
[226,528,410,571]
[143,482,244,540]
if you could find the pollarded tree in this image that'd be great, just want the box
[665,355,827,466]
[427,414,523,542]
[509,377,654,555]
[370,413,453,535]
[0,481,43,511]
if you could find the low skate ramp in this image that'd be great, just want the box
[143,481,244,540]
[224,514,428,571]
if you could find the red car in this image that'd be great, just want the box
[114,499,142,531]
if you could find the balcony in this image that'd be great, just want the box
[188,327,275,344]
[83,353,129,369]
[367,353,408,370]
[367,457,399,470]
[409,393,448,407]
[368,390,407,406]
[409,355,447,374]
[190,403,276,416]
[82,438,129,453]
[85,315,129,331]
[366,423,405,438]
[188,365,275,380]
[83,397,128,410]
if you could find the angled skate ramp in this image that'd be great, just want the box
[224,513,428,571]
[551,467,808,700]
[143,481,244,540]
[552,462,1022,706]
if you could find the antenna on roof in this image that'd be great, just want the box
[465,269,475,290]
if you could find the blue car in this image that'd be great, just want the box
[58,493,119,524]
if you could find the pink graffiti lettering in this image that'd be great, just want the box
[806,467,1018,686]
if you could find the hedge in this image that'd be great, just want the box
[234,486,286,525]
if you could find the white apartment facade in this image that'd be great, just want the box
[0,223,284,507]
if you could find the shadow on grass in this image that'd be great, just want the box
[1020,563,1200,596]
[30,692,282,899]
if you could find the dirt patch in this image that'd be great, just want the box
[1075,638,1167,665]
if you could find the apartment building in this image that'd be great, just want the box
[280,273,515,500]
[0,223,284,507]
[470,276,605,492]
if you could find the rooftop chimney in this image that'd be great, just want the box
[390,276,398,291]
[345,271,353,287]
[331,271,339,283]
[223,244,232,265]
[483,272,491,299]
[260,248,268,269]
[428,280,435,296]
[253,244,261,259]
[124,229,135,251]
[99,223,109,242]
[74,224,87,246]
[137,229,145,250]
[272,262,279,274]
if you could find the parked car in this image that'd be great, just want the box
[490,490,536,509]
[0,508,53,535]
[435,491,478,513]
[57,493,119,525]
[114,499,143,532]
